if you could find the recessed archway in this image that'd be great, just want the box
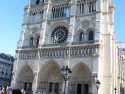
[69,62,92,94]
[17,65,33,91]
[38,60,62,94]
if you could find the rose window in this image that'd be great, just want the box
[51,26,68,43]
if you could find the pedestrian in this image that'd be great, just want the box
[43,91,46,94]
[40,91,43,94]
[9,90,12,94]
[0,89,1,94]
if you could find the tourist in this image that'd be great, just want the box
[9,90,12,94]
[31,91,35,94]
[40,91,43,94]
[43,91,46,94]
[0,89,1,94]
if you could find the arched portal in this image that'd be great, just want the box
[17,65,33,91]
[38,60,62,94]
[69,62,92,94]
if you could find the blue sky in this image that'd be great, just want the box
[0,0,124,56]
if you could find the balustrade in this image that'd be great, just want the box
[18,45,99,59]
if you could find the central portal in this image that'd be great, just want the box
[77,84,82,94]
[24,82,32,91]
[49,82,59,94]
[77,84,89,94]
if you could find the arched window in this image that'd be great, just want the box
[36,0,40,5]
[89,2,91,13]
[79,32,84,41]
[51,4,69,19]
[77,0,85,15]
[88,31,94,41]
[36,36,40,45]
[29,37,33,46]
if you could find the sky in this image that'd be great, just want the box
[0,0,124,56]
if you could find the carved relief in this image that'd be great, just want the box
[91,17,96,21]
[76,19,80,23]
[82,22,89,29]
[32,28,38,35]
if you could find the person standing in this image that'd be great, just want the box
[43,91,46,94]
[0,89,1,94]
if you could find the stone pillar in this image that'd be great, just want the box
[62,81,65,94]
[67,3,77,43]
[85,1,88,14]
[32,72,38,92]
[65,81,69,94]
[11,60,19,88]
[28,0,31,6]
[18,24,27,48]
[84,34,87,41]
[39,5,49,46]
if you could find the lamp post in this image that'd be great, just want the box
[114,87,117,94]
[96,80,101,94]
[61,66,72,94]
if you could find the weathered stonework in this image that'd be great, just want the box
[11,0,125,94]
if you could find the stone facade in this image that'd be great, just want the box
[0,53,14,86]
[11,0,125,94]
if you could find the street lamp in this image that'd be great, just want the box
[61,66,72,94]
[114,87,117,94]
[96,80,101,94]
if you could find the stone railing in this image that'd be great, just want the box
[20,45,39,49]
[17,44,100,59]
[19,40,99,49]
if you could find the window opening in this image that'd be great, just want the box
[88,31,94,41]
[29,37,33,46]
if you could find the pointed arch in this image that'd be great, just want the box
[18,65,33,82]
[38,59,61,82]
[77,29,84,41]
[26,26,40,40]
[70,62,92,83]
[38,59,62,92]
[87,28,95,41]
[17,65,33,90]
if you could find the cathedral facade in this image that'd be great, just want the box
[11,0,124,94]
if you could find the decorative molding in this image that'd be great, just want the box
[91,17,96,21]
[82,22,89,29]
[32,30,38,35]
[76,19,80,23]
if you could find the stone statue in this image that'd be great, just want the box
[12,72,15,80]
[33,72,37,81]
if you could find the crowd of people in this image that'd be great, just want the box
[0,88,48,94]
[0,87,63,94]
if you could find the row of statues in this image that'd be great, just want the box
[18,46,99,59]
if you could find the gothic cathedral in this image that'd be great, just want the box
[11,0,124,94]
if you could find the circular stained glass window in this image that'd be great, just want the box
[51,26,68,43]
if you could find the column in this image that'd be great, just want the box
[52,83,55,93]
[67,3,76,43]
[39,5,49,47]
[84,34,87,41]
[85,1,88,14]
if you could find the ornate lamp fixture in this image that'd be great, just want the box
[61,66,72,94]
